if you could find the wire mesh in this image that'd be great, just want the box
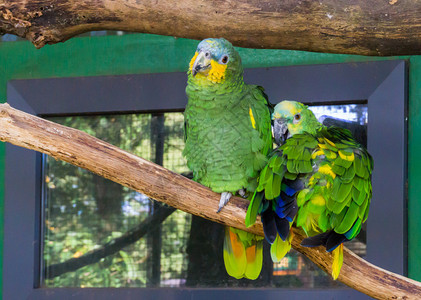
[43,104,368,288]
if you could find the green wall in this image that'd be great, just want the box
[0,33,420,291]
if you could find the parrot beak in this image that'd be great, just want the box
[273,118,290,146]
[192,51,211,77]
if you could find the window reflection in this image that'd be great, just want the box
[44,113,191,288]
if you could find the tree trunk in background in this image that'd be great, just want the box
[147,113,165,287]
[94,176,123,231]
[1,0,421,55]
[186,217,229,286]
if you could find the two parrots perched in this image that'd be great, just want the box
[183,38,272,280]
[183,38,373,281]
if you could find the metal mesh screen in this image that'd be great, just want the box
[43,104,367,288]
[43,112,191,287]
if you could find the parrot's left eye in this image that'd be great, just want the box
[293,113,301,124]
[220,55,229,64]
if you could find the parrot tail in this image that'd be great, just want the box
[274,190,298,224]
[261,207,290,243]
[331,243,344,280]
[223,227,263,280]
[261,186,297,243]
[301,230,347,279]
[270,230,293,262]
[300,230,347,252]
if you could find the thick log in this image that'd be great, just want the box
[1,0,421,56]
[0,102,420,299]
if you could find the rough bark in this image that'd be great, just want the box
[0,102,420,299]
[1,0,421,55]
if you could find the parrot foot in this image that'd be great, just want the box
[217,192,232,213]
[238,189,247,198]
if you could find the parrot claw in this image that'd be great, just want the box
[238,189,247,198]
[217,192,232,213]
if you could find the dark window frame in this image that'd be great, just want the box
[4,60,407,299]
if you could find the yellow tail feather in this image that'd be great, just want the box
[223,227,263,280]
[223,227,247,279]
[244,241,263,280]
[270,231,293,262]
[331,243,344,280]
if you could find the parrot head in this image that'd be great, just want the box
[272,100,321,145]
[189,38,242,84]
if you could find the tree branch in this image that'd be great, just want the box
[45,205,176,279]
[1,0,421,56]
[0,102,420,299]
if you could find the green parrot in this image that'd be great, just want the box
[183,38,273,280]
[247,100,373,279]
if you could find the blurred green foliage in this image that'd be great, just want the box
[44,112,191,287]
[42,105,365,289]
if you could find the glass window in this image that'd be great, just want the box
[43,112,191,287]
[4,60,406,299]
[42,104,368,289]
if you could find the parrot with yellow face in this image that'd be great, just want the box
[183,38,273,279]
[248,100,373,279]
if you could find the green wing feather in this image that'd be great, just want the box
[245,191,263,227]
[296,127,373,239]
[247,133,316,227]
[222,86,272,277]
[243,86,273,227]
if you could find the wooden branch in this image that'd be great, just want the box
[0,102,420,299]
[1,0,421,56]
[46,205,176,279]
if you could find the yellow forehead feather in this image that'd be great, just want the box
[273,101,302,119]
[272,112,281,119]
[281,101,301,116]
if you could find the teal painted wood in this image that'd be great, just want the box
[407,57,421,281]
[0,34,419,298]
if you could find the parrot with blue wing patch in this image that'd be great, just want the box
[247,100,373,279]
[183,38,273,280]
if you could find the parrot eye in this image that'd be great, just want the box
[221,55,229,64]
[205,51,211,58]
[293,113,301,124]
